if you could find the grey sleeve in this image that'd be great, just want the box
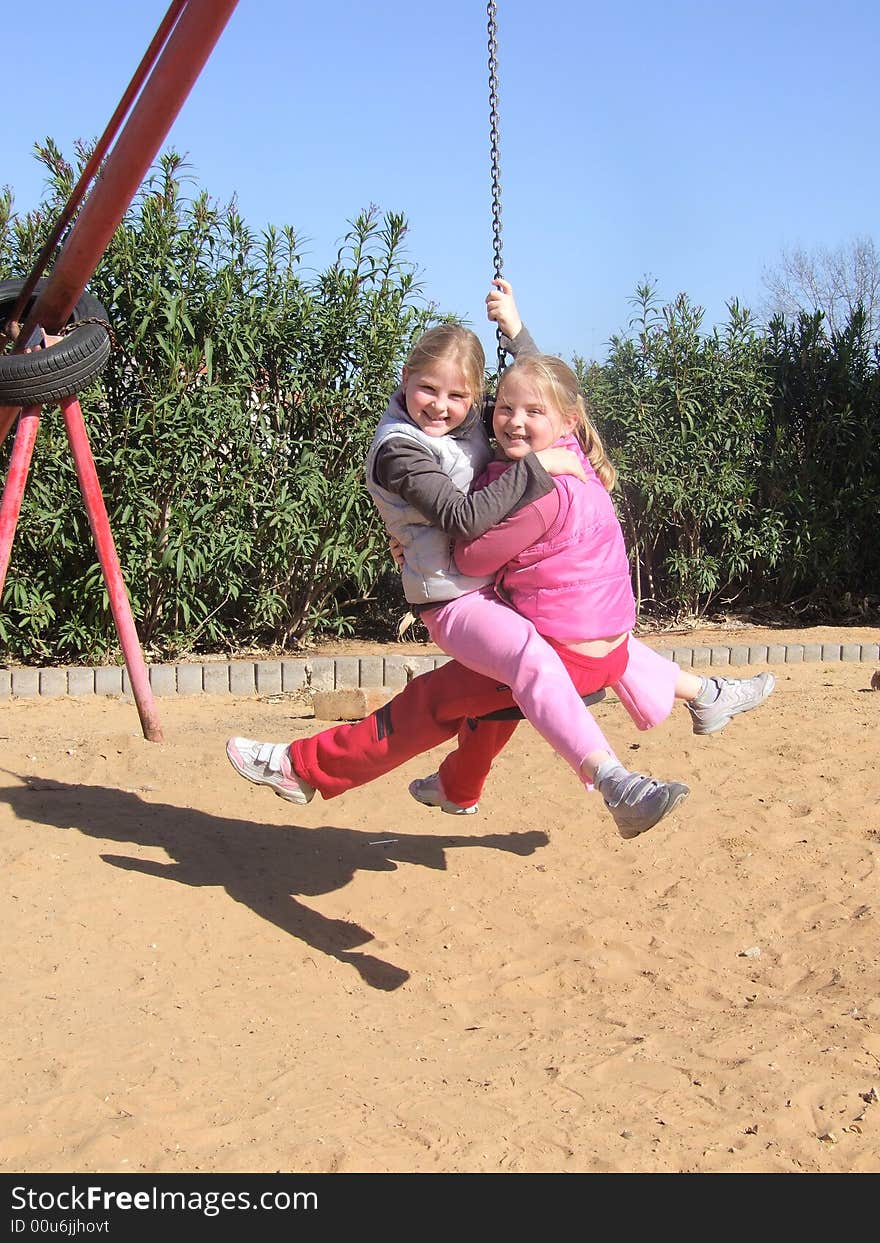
[499,322,539,359]
[373,440,554,540]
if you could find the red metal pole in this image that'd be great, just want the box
[16,0,240,339]
[60,395,163,743]
[5,0,189,327]
[0,407,41,598]
[0,0,239,740]
[0,0,228,450]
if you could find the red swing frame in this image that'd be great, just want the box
[0,0,241,741]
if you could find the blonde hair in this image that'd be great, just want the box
[496,355,617,492]
[405,324,486,407]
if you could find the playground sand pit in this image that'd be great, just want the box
[1,631,879,1174]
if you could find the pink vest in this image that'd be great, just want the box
[485,435,636,641]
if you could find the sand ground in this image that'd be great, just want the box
[1,626,879,1174]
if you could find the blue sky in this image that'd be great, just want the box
[4,0,878,364]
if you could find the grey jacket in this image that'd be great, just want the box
[364,325,553,606]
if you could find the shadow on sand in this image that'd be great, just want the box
[2,775,549,991]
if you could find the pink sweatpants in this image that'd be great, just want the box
[423,585,619,775]
[435,633,680,803]
[611,635,682,730]
[290,603,681,808]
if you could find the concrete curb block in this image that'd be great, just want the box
[1,641,879,700]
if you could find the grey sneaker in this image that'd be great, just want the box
[595,759,689,839]
[687,672,775,736]
[226,737,315,804]
[408,773,478,816]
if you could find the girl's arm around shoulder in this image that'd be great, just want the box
[373,438,556,540]
[454,491,560,577]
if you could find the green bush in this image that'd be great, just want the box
[581,283,784,620]
[3,145,878,663]
[1,144,433,662]
[761,307,880,614]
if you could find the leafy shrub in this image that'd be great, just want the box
[1,144,433,662]
[760,307,880,614]
[581,283,784,619]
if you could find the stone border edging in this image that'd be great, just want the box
[1,640,879,700]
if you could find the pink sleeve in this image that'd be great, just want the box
[454,491,559,576]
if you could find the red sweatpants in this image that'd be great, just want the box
[291,640,630,808]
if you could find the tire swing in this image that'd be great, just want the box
[475,2,604,724]
[0,278,112,406]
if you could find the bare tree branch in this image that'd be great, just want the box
[760,236,879,341]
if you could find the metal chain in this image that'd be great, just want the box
[487,0,505,375]
[1,316,116,352]
[59,317,117,349]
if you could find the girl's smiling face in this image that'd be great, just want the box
[493,371,575,458]
[402,358,473,438]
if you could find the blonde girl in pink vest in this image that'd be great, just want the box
[410,353,775,834]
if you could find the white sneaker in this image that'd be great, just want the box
[687,672,776,735]
[595,759,689,839]
[226,737,315,805]
[408,773,478,816]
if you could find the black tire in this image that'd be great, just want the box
[0,278,112,406]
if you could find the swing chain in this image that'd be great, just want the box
[60,316,118,349]
[487,0,505,374]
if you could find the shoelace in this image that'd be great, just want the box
[724,680,760,705]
